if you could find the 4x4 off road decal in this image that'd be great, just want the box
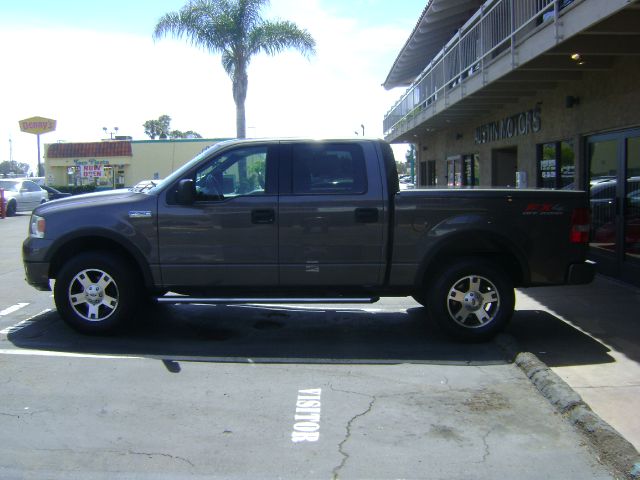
[522,203,565,216]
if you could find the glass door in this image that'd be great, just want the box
[587,129,640,284]
[589,139,618,256]
[625,137,640,262]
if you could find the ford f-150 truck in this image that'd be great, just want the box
[23,138,595,340]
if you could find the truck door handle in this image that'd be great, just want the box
[355,208,379,223]
[252,209,275,224]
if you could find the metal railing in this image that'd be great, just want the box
[383,0,576,137]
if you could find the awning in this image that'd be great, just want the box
[383,0,483,89]
[47,141,133,158]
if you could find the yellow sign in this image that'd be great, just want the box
[19,116,57,135]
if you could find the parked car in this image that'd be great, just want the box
[0,179,48,216]
[41,185,72,200]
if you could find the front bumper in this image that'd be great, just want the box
[23,261,51,291]
[23,237,52,291]
[567,260,596,285]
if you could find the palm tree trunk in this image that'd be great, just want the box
[233,67,248,139]
[236,102,246,139]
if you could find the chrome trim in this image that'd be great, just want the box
[156,297,380,304]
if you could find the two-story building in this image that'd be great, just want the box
[383,0,640,284]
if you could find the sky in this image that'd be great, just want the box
[0,0,426,173]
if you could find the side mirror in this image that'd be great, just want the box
[176,179,195,205]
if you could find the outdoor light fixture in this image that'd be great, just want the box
[570,53,585,65]
[103,127,119,140]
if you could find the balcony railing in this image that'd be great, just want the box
[383,0,576,138]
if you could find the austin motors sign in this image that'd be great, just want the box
[474,107,541,145]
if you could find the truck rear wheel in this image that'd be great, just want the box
[424,259,514,342]
[54,252,138,334]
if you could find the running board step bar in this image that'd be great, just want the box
[156,296,380,305]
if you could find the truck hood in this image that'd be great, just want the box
[34,189,148,214]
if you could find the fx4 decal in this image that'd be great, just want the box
[522,203,565,216]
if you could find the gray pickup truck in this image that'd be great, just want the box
[23,138,594,340]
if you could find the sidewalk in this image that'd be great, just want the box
[512,275,640,451]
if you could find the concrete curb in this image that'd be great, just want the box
[496,333,640,480]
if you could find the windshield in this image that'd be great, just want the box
[0,180,20,192]
[147,140,234,194]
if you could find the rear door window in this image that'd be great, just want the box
[291,143,367,195]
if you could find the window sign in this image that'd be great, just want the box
[537,141,575,189]
[80,165,104,178]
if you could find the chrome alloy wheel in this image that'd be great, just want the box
[67,268,120,322]
[446,275,500,328]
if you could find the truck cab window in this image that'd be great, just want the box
[195,146,268,201]
[292,143,367,195]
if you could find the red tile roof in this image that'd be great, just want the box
[47,141,133,158]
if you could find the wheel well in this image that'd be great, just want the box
[49,236,150,287]
[418,234,527,289]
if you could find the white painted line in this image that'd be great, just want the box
[0,348,140,360]
[0,303,29,317]
[0,309,51,336]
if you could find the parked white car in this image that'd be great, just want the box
[0,179,49,216]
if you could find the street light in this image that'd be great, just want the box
[103,126,119,140]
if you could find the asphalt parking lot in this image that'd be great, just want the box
[0,213,636,479]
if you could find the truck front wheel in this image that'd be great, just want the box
[54,252,138,334]
[424,259,515,341]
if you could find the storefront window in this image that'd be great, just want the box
[447,158,458,187]
[67,164,115,188]
[448,154,479,187]
[427,160,436,186]
[463,154,480,186]
[537,140,575,189]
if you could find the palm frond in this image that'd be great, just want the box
[153,0,234,54]
[249,20,316,58]
[221,49,236,76]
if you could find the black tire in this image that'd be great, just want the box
[54,252,139,334]
[6,200,16,217]
[423,258,515,342]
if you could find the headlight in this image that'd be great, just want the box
[30,215,46,238]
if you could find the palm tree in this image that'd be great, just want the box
[153,0,316,138]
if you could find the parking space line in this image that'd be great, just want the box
[0,309,51,336]
[0,303,29,317]
[0,348,140,359]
